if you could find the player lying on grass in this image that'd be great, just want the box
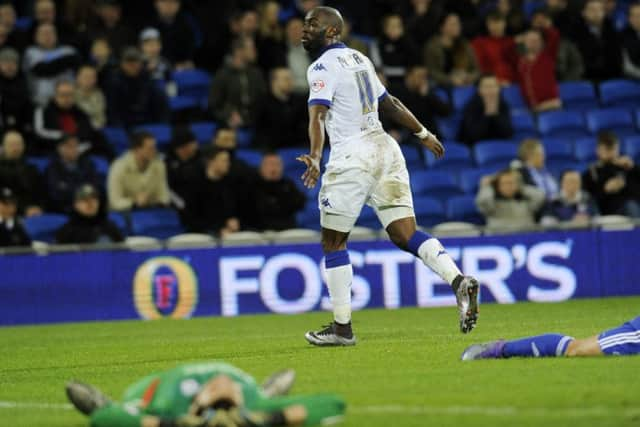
[461,315,640,360]
[66,361,345,427]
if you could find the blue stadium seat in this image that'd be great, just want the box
[425,142,474,170]
[452,85,475,111]
[599,79,640,108]
[134,123,172,149]
[542,138,574,163]
[559,81,598,111]
[501,85,526,110]
[446,195,484,224]
[24,214,68,243]
[400,144,424,169]
[437,114,461,141]
[90,155,109,185]
[108,212,129,235]
[355,205,379,229]
[586,108,636,137]
[434,87,449,104]
[473,141,518,168]
[410,170,462,199]
[574,137,597,163]
[623,135,640,162]
[236,149,262,168]
[511,111,538,138]
[537,110,588,138]
[278,147,305,172]
[236,128,254,147]
[14,17,32,31]
[173,69,211,99]
[190,122,217,144]
[458,167,502,194]
[130,208,183,239]
[548,161,586,179]
[103,127,130,155]
[169,96,199,112]
[26,157,50,174]
[413,196,446,226]
[296,205,320,230]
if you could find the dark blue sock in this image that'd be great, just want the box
[503,334,574,358]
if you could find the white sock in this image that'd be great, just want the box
[326,264,353,324]
[417,238,462,286]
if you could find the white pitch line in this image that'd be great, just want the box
[1,401,639,418]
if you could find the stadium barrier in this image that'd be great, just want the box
[1,228,638,326]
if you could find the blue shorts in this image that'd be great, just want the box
[598,316,640,355]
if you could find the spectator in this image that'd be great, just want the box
[90,37,117,89]
[209,36,266,128]
[472,12,516,85]
[165,127,202,223]
[44,135,101,214]
[87,0,136,58]
[476,168,545,229]
[75,65,106,129]
[256,2,286,72]
[107,131,170,211]
[513,138,559,200]
[391,65,451,139]
[403,0,444,47]
[285,17,311,94]
[424,13,479,87]
[188,147,240,236]
[531,9,584,81]
[150,0,196,70]
[621,3,640,80]
[342,18,369,57]
[211,127,255,182]
[247,152,306,231]
[0,187,30,247]
[0,130,43,216]
[370,14,419,83]
[0,48,32,134]
[55,184,124,244]
[495,0,527,35]
[546,0,576,35]
[0,21,10,51]
[256,67,307,149]
[444,0,484,38]
[139,27,172,82]
[33,80,111,158]
[458,74,513,145]
[513,27,562,112]
[0,3,28,52]
[28,0,79,48]
[582,132,640,217]
[105,46,170,128]
[569,0,622,81]
[541,170,598,225]
[23,23,80,107]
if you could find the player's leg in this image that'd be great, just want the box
[461,333,575,360]
[252,394,346,426]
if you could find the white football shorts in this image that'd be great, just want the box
[318,131,415,232]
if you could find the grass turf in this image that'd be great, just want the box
[1,297,639,427]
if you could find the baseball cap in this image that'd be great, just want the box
[0,47,19,63]
[139,27,160,43]
[0,187,16,202]
[121,46,143,62]
[74,184,99,201]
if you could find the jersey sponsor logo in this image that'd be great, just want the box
[312,63,327,72]
[133,256,199,320]
[321,197,331,208]
[311,79,325,92]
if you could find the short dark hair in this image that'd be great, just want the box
[130,131,154,150]
[597,131,619,148]
[486,11,505,21]
[203,146,228,162]
[230,36,251,54]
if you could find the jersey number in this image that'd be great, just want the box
[355,70,375,115]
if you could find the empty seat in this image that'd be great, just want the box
[103,127,129,155]
[272,228,320,244]
[458,167,501,194]
[296,206,320,230]
[108,211,129,235]
[26,157,50,173]
[542,138,574,163]
[220,231,269,246]
[425,142,473,170]
[24,214,68,243]
[169,96,199,112]
[473,141,518,168]
[167,233,216,248]
[586,108,636,136]
[559,81,597,111]
[134,123,172,148]
[501,85,526,110]
[446,195,484,224]
[453,85,475,111]
[432,221,482,237]
[236,149,262,168]
[537,110,588,138]
[400,143,424,169]
[125,236,162,250]
[355,205,379,229]
[236,128,255,147]
[599,79,640,108]
[437,114,462,141]
[623,135,640,161]
[547,161,586,178]
[278,147,305,173]
[349,226,378,241]
[511,111,538,138]
[573,137,597,162]
[410,170,461,199]
[413,196,446,226]
[130,208,183,239]
[190,121,217,144]
[90,155,110,182]
[173,69,211,100]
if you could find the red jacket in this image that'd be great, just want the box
[515,27,560,107]
[472,36,517,83]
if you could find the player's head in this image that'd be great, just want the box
[596,131,620,162]
[302,6,344,52]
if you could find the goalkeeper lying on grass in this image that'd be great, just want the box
[66,362,345,427]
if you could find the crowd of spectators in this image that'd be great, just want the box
[1,0,640,247]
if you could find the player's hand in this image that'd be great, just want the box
[420,135,445,159]
[296,154,321,189]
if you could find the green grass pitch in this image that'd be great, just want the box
[1,297,640,427]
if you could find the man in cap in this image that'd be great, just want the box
[0,187,31,247]
[55,184,123,244]
[139,27,171,81]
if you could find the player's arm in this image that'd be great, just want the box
[379,94,444,159]
[297,104,327,189]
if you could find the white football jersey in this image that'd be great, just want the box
[306,43,387,148]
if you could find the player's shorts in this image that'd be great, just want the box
[597,316,640,356]
[318,131,414,233]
